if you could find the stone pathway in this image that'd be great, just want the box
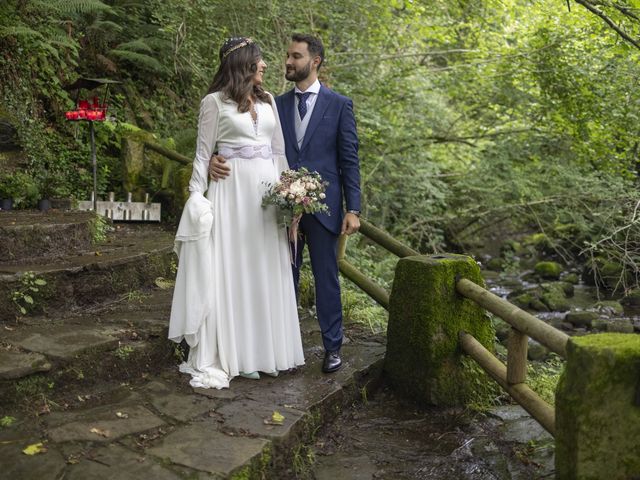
[0,305,386,479]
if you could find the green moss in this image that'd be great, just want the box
[385,254,495,406]
[540,283,570,311]
[534,261,563,280]
[555,333,640,478]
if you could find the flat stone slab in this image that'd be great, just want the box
[314,454,378,480]
[9,325,118,360]
[146,420,268,475]
[47,404,165,443]
[65,444,181,480]
[217,397,307,440]
[0,442,66,480]
[0,350,51,379]
[142,381,218,422]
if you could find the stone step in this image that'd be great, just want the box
[0,309,386,479]
[0,211,97,264]
[0,223,175,321]
[0,287,176,410]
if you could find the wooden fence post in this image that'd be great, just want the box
[555,333,640,479]
[384,254,494,405]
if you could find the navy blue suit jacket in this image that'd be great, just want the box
[276,85,361,234]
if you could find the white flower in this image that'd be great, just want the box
[289,180,306,196]
[319,193,326,199]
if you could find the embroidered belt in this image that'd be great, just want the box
[218,144,272,159]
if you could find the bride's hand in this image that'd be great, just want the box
[209,154,230,181]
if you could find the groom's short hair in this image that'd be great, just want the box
[292,33,324,71]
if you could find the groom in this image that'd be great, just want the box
[211,33,361,374]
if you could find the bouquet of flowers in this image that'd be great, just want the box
[262,168,329,258]
[262,167,329,224]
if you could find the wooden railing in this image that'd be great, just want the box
[336,219,417,310]
[339,219,565,436]
[456,278,570,435]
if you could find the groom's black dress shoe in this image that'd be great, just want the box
[322,350,342,373]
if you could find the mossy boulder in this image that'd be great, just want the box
[385,254,494,406]
[556,333,640,478]
[565,311,598,328]
[620,289,640,307]
[594,301,624,317]
[485,257,504,272]
[522,232,556,254]
[499,240,523,255]
[606,319,634,334]
[539,283,570,312]
[582,257,631,291]
[534,261,563,280]
[561,273,580,285]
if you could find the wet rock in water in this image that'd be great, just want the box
[606,318,634,334]
[510,292,535,309]
[594,300,625,317]
[582,257,632,289]
[591,318,609,332]
[565,311,599,328]
[527,339,549,361]
[481,269,501,281]
[561,272,580,284]
[620,289,640,307]
[530,298,550,312]
[540,283,570,312]
[559,281,575,297]
[534,261,563,280]
[525,232,554,253]
[500,240,522,255]
[547,316,566,330]
[486,257,505,271]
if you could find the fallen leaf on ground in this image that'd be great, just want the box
[22,442,47,455]
[263,410,285,426]
[154,277,175,289]
[89,427,110,437]
[115,411,129,419]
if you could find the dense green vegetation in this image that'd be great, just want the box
[1,0,638,295]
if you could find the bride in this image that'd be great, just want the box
[168,37,305,389]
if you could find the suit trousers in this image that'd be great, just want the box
[292,214,343,353]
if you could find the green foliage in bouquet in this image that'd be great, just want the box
[262,168,329,224]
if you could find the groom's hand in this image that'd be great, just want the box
[209,154,230,181]
[341,212,360,235]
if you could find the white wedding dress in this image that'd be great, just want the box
[168,91,305,389]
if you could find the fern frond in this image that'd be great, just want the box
[87,20,123,33]
[48,0,114,15]
[49,32,80,51]
[109,50,164,72]
[116,39,153,53]
[0,26,44,40]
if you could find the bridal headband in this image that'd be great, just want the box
[221,37,255,59]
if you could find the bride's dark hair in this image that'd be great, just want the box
[207,37,271,112]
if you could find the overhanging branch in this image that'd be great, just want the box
[574,0,640,50]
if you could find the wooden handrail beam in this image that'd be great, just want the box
[359,220,419,258]
[338,259,390,310]
[456,278,569,358]
[144,141,191,165]
[507,328,528,384]
[459,331,555,436]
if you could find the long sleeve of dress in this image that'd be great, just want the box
[268,93,289,175]
[188,94,220,194]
